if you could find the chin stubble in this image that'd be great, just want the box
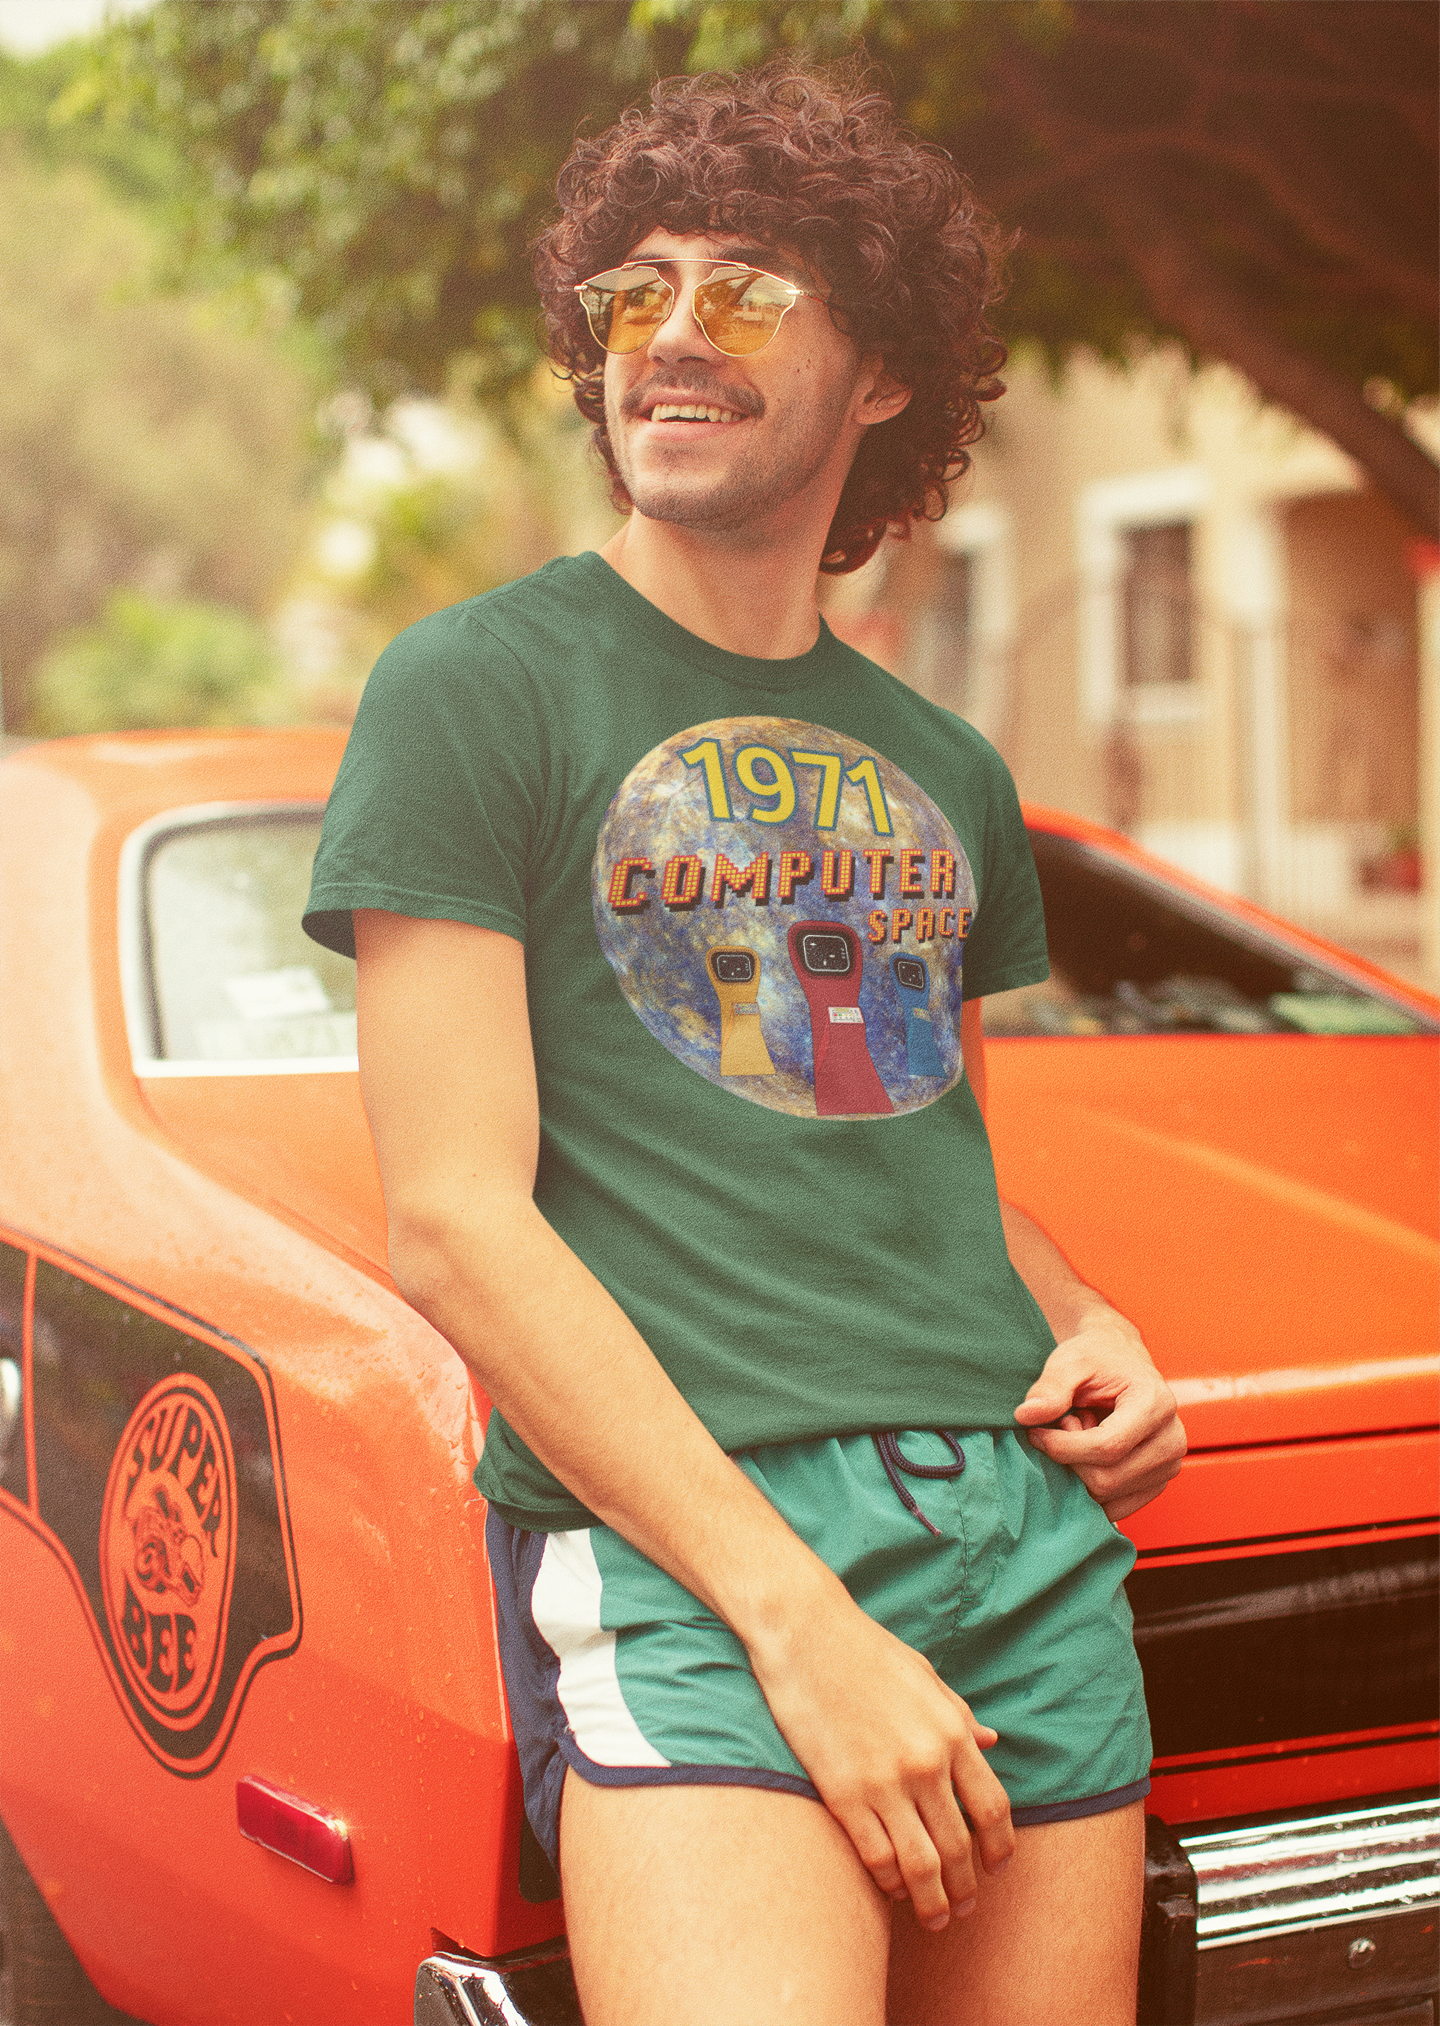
[608,371,854,535]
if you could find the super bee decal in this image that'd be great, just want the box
[0,1250,300,1778]
[101,1375,239,1736]
[592,718,977,1118]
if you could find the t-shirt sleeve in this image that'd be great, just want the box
[960,753,1049,1000]
[303,603,546,958]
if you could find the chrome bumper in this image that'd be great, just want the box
[416,1798,1439,2026]
[1185,1796,1439,2026]
[414,1942,579,2026]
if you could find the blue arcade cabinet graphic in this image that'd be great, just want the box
[891,955,945,1077]
[705,946,776,1076]
[787,921,893,1117]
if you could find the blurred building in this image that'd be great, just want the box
[825,348,1436,984]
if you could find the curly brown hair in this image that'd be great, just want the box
[532,58,1011,573]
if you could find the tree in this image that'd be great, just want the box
[100,0,1437,532]
[26,592,285,734]
[0,139,316,730]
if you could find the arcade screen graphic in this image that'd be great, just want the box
[592,717,977,1118]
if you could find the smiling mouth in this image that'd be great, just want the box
[644,401,748,424]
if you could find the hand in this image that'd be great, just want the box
[1013,1317,1186,1521]
[746,1585,1014,1930]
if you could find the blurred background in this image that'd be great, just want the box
[1,0,1435,982]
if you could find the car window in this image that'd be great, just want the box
[143,815,355,1064]
[984,830,1433,1038]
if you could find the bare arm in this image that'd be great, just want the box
[356,911,1013,1927]
[962,999,1187,1522]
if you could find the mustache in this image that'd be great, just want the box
[621,372,764,420]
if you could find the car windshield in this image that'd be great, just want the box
[142,814,355,1064]
[984,831,1432,1038]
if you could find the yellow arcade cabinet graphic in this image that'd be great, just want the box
[706,946,776,1076]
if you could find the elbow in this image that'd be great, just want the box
[385,1209,463,1325]
[383,1187,531,1327]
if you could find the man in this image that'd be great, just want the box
[305,59,1185,2026]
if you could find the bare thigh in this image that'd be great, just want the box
[559,1769,890,2026]
[886,1803,1145,2026]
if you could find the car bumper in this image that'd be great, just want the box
[416,1798,1439,2026]
[1146,1796,1440,2026]
[414,1941,580,2026]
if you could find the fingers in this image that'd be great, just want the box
[877,1751,1006,1929]
[1030,1393,1184,1470]
[1012,1379,1074,1425]
[842,1809,911,1903]
[888,1794,968,1929]
[835,1794,959,1928]
[1028,1413,1186,1515]
[950,1736,1015,1881]
[887,1729,1015,1930]
[825,1703,1011,1930]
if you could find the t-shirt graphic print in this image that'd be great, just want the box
[593,717,977,1119]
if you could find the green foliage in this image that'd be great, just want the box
[25,592,285,735]
[99,0,688,400]
[0,38,191,215]
[312,383,614,696]
[0,143,317,728]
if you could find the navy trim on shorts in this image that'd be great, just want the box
[1009,1777,1151,1827]
[560,1734,819,1801]
[559,1742,1147,1827]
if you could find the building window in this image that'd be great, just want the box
[1123,523,1193,687]
[1078,467,1208,725]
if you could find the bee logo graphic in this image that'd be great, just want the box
[100,1376,237,1732]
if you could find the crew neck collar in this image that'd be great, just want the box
[575,550,845,697]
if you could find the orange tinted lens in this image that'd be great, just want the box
[581,276,673,353]
[693,271,795,355]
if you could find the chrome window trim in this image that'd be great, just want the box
[117,801,358,1078]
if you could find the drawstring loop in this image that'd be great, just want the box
[872,1431,966,1537]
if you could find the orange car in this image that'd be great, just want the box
[1,730,1435,2026]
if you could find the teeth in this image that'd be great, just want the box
[649,403,742,423]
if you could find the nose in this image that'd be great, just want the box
[645,271,722,361]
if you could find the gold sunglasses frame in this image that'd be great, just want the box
[574,262,822,358]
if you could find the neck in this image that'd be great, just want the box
[599,510,828,660]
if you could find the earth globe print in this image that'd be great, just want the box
[591,717,977,1119]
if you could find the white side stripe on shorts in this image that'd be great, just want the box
[531,1530,670,1768]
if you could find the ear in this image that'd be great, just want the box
[854,354,912,429]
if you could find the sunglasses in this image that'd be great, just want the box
[574,262,822,358]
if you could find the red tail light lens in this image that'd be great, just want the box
[236,1774,354,1884]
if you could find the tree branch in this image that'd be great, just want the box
[1086,179,1439,535]
[986,112,1437,323]
[1069,9,1437,152]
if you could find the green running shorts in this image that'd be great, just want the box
[487,1427,1152,1875]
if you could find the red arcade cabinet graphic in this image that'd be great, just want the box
[706,946,776,1076]
[787,921,894,1117]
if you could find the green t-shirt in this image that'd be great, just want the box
[305,552,1054,1530]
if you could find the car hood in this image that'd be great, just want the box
[986,1033,1437,1450]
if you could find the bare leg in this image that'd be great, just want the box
[886,1803,1144,2026]
[559,1769,891,2026]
